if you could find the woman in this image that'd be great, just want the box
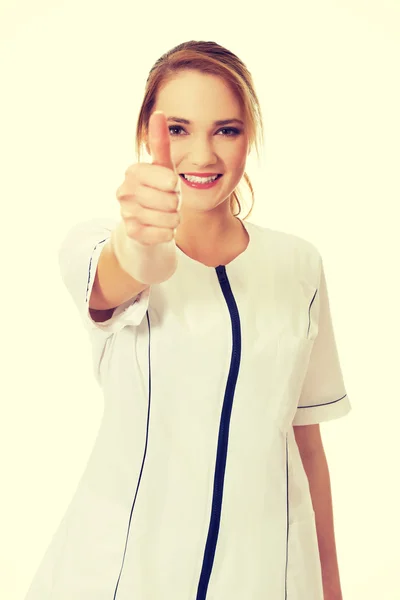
[26,40,350,600]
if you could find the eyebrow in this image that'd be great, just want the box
[166,117,244,126]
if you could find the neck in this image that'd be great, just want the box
[174,210,246,266]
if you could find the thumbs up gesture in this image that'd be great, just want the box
[116,111,181,247]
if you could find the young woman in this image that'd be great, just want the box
[26,40,350,600]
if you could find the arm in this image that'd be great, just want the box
[89,229,149,311]
[293,424,343,600]
[89,241,145,321]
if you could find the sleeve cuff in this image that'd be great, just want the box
[84,237,151,334]
[292,394,352,426]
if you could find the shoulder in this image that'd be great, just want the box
[246,220,321,270]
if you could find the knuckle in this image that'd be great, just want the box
[163,191,176,211]
[116,184,125,200]
[125,163,137,176]
[120,206,135,220]
[173,193,181,210]
[125,220,138,239]
[117,183,134,201]
[169,173,179,189]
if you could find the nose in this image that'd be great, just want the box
[186,135,218,167]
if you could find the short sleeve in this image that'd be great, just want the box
[292,258,351,425]
[57,217,151,336]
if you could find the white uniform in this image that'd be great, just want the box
[25,217,351,600]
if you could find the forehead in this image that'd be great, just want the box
[156,70,243,119]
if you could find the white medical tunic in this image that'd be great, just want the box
[25,217,351,600]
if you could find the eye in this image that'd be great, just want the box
[168,126,241,137]
[219,128,241,136]
[169,126,185,136]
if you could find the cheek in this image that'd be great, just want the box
[225,140,248,169]
[228,158,247,177]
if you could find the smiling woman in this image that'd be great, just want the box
[136,42,264,225]
[28,40,351,600]
[140,67,253,257]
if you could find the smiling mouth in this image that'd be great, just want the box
[180,174,223,180]
[178,173,223,188]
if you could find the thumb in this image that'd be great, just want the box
[148,111,176,172]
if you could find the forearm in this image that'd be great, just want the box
[110,220,178,287]
[301,448,343,600]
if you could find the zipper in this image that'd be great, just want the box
[196,265,242,600]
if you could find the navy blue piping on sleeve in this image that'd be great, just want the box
[86,238,109,305]
[298,394,348,409]
[195,265,242,600]
[307,288,318,339]
[305,285,348,411]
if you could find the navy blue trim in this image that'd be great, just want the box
[86,238,109,303]
[307,288,318,338]
[196,265,242,600]
[298,394,347,409]
[113,310,153,599]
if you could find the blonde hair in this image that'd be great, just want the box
[134,41,264,220]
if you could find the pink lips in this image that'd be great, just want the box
[180,174,222,190]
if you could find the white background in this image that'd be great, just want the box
[1,1,399,598]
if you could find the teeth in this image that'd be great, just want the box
[183,174,219,183]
